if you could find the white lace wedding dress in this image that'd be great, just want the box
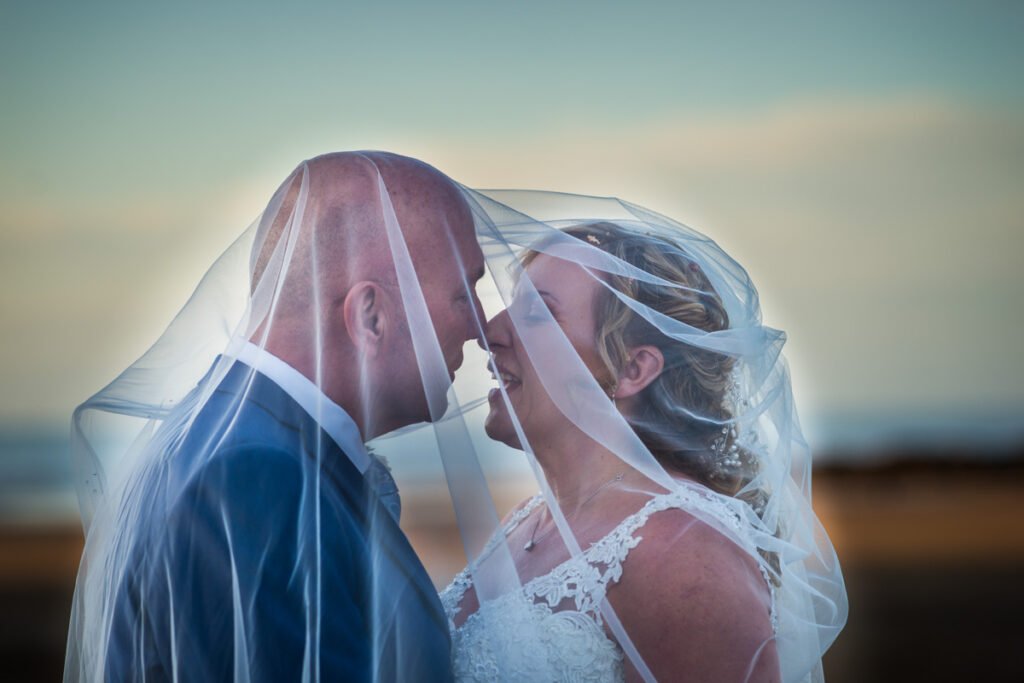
[439,487,778,682]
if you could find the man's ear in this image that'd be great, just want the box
[342,281,387,354]
[613,345,664,399]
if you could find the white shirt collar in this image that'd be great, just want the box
[227,341,371,474]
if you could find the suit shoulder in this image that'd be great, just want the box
[172,444,305,525]
[203,442,302,483]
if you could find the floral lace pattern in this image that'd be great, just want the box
[439,485,778,682]
[450,590,625,682]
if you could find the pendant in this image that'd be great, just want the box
[523,540,536,551]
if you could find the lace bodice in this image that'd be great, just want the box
[439,486,777,682]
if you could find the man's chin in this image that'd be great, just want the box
[435,386,453,413]
[385,388,449,432]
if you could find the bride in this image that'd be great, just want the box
[438,211,846,682]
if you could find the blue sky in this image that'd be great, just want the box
[1,1,1022,446]
[4,2,1021,179]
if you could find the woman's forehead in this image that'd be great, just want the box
[527,252,591,280]
[524,254,603,316]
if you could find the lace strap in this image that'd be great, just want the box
[583,486,777,631]
[523,487,763,614]
[446,488,777,632]
[440,494,544,620]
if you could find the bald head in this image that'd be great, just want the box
[247,151,485,435]
[250,151,473,312]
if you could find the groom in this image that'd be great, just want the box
[104,152,485,682]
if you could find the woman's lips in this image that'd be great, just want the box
[488,361,521,401]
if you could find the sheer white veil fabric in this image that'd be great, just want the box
[451,189,847,682]
[65,152,489,682]
[65,152,846,682]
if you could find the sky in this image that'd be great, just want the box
[1,1,1022,450]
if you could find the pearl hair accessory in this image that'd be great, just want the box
[710,424,742,479]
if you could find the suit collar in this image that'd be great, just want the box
[206,359,445,631]
[226,341,371,473]
[209,357,399,522]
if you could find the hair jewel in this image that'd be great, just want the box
[586,234,602,245]
[710,424,741,479]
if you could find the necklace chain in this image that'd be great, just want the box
[523,472,625,552]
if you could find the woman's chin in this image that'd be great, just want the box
[483,399,521,450]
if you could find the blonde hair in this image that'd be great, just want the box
[524,222,756,499]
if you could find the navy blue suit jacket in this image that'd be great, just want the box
[107,361,452,682]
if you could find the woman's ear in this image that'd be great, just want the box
[342,281,387,355]
[613,345,664,399]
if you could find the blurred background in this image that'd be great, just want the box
[2,1,1022,680]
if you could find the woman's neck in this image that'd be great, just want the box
[530,429,633,513]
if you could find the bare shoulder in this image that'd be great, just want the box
[609,506,779,682]
[621,505,767,594]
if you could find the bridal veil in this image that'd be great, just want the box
[66,152,846,682]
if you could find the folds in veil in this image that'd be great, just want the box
[65,151,846,683]
[439,189,847,682]
[65,152,497,682]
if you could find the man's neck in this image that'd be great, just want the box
[233,340,371,472]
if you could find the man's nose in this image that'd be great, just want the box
[467,291,487,345]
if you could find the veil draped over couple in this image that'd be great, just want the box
[65,152,846,682]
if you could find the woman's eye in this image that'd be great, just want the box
[518,296,552,323]
[527,300,546,319]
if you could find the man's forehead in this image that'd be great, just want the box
[389,174,470,227]
[399,186,477,247]
[452,214,485,274]
[308,150,481,271]
[448,227,485,282]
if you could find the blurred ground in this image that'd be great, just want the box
[813,457,1024,682]
[3,455,1023,682]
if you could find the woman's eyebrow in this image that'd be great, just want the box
[537,291,560,307]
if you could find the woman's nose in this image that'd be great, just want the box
[477,308,511,351]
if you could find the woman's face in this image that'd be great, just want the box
[483,253,612,449]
